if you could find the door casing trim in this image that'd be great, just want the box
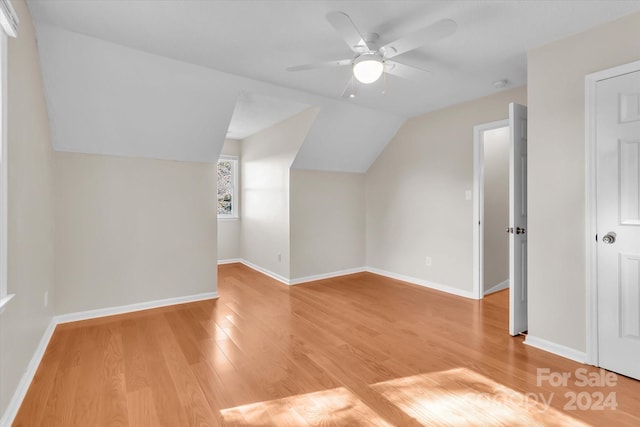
[585,60,640,366]
[473,119,509,300]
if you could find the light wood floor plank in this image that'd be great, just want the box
[136,316,192,427]
[13,263,640,426]
[12,330,68,427]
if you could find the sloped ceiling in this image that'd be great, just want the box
[226,93,310,141]
[36,24,239,163]
[27,1,640,171]
[35,24,404,170]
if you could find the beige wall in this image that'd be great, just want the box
[290,169,365,279]
[528,12,640,352]
[0,0,55,418]
[218,138,241,261]
[366,86,527,293]
[240,108,318,280]
[483,126,509,292]
[54,152,217,314]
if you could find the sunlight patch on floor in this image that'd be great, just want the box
[221,387,392,426]
[371,368,590,426]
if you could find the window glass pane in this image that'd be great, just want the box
[217,160,233,216]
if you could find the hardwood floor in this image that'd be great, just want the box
[13,263,640,426]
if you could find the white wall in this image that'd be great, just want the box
[483,127,509,292]
[218,139,241,262]
[54,152,218,314]
[0,0,55,419]
[366,86,527,294]
[290,169,365,279]
[240,108,318,280]
[528,12,640,352]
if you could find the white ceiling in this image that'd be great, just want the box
[25,1,640,171]
[28,0,640,118]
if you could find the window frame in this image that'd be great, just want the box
[217,155,239,220]
[0,0,17,311]
[0,27,12,311]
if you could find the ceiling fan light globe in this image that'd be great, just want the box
[353,59,383,84]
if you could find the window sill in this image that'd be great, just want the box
[0,293,15,314]
[218,217,240,222]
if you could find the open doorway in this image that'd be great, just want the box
[473,103,529,337]
[473,120,510,299]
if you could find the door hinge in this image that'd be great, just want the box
[595,234,598,242]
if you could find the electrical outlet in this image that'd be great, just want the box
[425,256,432,267]
[44,291,48,308]
[277,253,282,262]
[465,190,472,201]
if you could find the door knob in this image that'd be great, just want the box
[516,227,526,235]
[506,227,513,234]
[602,232,616,244]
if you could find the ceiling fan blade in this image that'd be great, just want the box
[341,77,359,99]
[380,19,457,59]
[384,61,431,80]
[286,59,352,72]
[326,11,370,53]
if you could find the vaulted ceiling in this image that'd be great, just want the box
[26,0,640,171]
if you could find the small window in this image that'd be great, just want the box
[0,23,12,311]
[217,156,239,219]
[0,35,6,306]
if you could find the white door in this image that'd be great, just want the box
[509,103,528,336]
[596,70,640,380]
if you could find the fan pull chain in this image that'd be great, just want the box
[382,67,387,95]
[349,75,356,99]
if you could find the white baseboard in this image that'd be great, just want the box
[239,259,290,285]
[366,267,476,299]
[484,279,509,296]
[236,259,367,286]
[289,267,366,285]
[55,292,219,325]
[524,335,587,364]
[235,261,476,299]
[217,258,242,265]
[0,318,56,427]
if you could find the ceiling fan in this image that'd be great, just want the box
[286,11,457,98]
